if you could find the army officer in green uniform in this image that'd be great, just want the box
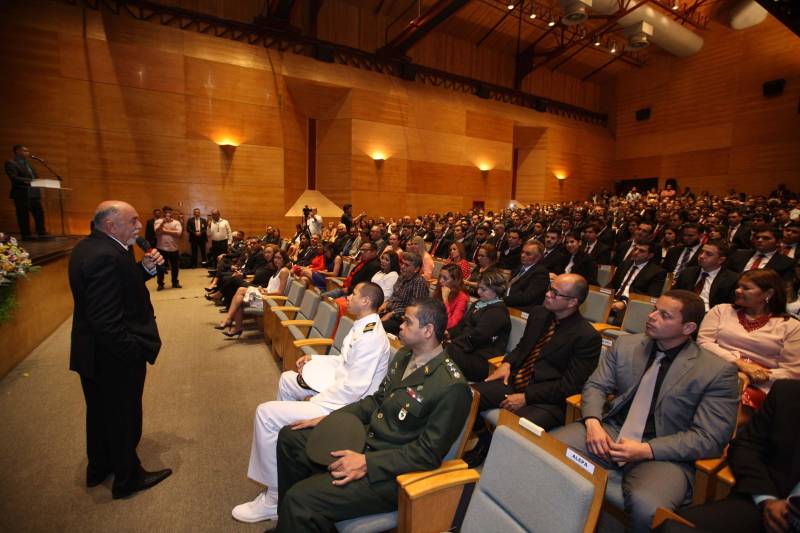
[274,297,472,532]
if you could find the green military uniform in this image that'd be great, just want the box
[275,346,471,533]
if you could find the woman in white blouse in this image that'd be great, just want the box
[697,268,800,417]
[372,250,400,300]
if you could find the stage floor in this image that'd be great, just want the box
[18,235,83,265]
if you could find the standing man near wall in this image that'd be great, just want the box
[186,207,208,268]
[154,206,183,290]
[207,209,232,268]
[5,144,46,240]
[68,200,172,499]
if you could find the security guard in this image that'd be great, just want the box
[231,281,391,524]
[274,298,471,533]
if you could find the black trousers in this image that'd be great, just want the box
[79,358,146,491]
[209,240,228,268]
[156,249,180,286]
[275,426,396,533]
[657,493,765,533]
[449,347,492,382]
[13,195,45,237]
[382,315,403,335]
[189,238,207,267]
[471,379,564,430]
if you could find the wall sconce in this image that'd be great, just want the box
[554,171,567,181]
[371,152,386,170]
[219,144,237,158]
[477,163,492,178]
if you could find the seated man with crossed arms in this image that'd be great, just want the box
[551,290,739,532]
[231,281,391,523]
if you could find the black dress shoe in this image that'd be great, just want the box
[86,469,110,487]
[463,435,491,468]
[112,468,172,499]
[172,283,182,289]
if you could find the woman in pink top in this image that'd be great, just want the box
[433,263,470,329]
[446,242,472,280]
[697,269,800,417]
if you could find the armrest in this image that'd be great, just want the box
[397,460,468,488]
[244,275,254,281]
[293,338,334,348]
[266,296,289,302]
[401,469,480,500]
[488,356,505,371]
[695,456,728,475]
[566,394,582,410]
[651,508,695,530]
[271,306,300,312]
[717,465,735,487]
[280,319,314,327]
[592,323,619,332]
[565,394,582,424]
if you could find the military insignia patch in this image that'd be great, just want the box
[363,322,376,333]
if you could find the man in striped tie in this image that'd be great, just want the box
[465,273,602,467]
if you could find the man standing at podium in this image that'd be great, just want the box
[5,144,46,239]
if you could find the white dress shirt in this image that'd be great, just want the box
[208,218,232,243]
[697,266,721,311]
[744,249,776,271]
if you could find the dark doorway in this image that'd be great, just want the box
[472,201,485,211]
[616,177,658,196]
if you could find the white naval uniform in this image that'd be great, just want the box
[245,313,391,502]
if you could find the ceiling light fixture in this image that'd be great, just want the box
[507,3,515,9]
[671,0,679,10]
[610,41,617,53]
[548,19,556,26]
[594,35,601,46]
[529,10,537,18]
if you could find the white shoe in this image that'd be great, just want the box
[232,490,278,523]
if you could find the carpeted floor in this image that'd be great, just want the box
[0,268,282,532]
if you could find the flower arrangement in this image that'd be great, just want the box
[0,233,40,325]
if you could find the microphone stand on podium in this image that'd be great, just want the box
[30,156,70,237]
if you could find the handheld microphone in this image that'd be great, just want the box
[135,237,164,272]
[30,155,45,163]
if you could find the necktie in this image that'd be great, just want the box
[565,256,575,273]
[674,247,692,277]
[749,253,766,270]
[617,351,667,443]
[623,244,634,262]
[506,266,528,295]
[513,319,558,391]
[615,265,639,299]
[693,272,709,294]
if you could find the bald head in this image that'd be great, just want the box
[93,201,142,245]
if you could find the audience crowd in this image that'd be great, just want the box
[189,184,800,532]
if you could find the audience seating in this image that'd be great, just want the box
[334,388,481,533]
[598,293,656,344]
[297,314,355,357]
[579,286,614,332]
[263,279,305,347]
[486,307,529,374]
[388,410,607,533]
[662,272,674,295]
[273,297,339,371]
[596,265,615,288]
[268,286,320,353]
[432,260,444,280]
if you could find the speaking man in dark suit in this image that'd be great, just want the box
[662,379,800,533]
[186,207,208,268]
[69,200,172,499]
[727,225,795,284]
[672,240,738,310]
[468,273,601,466]
[503,239,550,313]
[5,144,46,239]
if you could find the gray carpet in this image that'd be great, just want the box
[0,269,281,532]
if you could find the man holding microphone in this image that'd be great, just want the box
[68,200,172,499]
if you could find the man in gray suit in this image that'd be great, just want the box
[551,289,739,532]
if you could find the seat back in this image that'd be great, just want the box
[297,290,321,321]
[432,260,444,280]
[579,287,613,324]
[662,272,674,294]
[341,260,354,277]
[309,301,339,339]
[505,309,528,353]
[596,265,614,288]
[462,412,607,533]
[331,315,355,353]
[444,388,481,460]
[286,279,305,306]
[621,294,656,334]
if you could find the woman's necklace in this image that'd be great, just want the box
[737,309,772,332]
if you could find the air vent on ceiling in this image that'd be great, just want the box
[624,21,654,49]
[560,0,592,25]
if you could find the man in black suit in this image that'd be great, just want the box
[144,208,161,249]
[672,240,738,311]
[503,240,550,313]
[663,380,800,533]
[69,201,172,499]
[428,224,451,259]
[5,144,46,239]
[497,229,522,271]
[607,240,667,323]
[468,273,601,465]
[727,226,795,283]
[662,223,703,278]
[727,210,752,251]
[582,223,612,265]
[541,229,570,274]
[614,222,656,266]
[186,207,208,268]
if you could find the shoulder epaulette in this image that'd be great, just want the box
[363,322,376,333]
[444,358,462,379]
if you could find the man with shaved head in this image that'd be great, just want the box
[68,200,172,499]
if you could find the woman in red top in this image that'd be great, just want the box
[434,263,470,329]
[446,242,472,280]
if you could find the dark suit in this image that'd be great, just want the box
[497,245,521,271]
[429,236,452,259]
[472,307,601,429]
[727,249,795,283]
[145,218,157,249]
[564,251,598,286]
[584,241,612,265]
[595,225,615,247]
[447,301,511,381]
[541,247,570,274]
[613,239,635,267]
[68,230,161,492]
[672,266,738,309]
[728,223,752,251]
[670,380,800,533]
[186,216,208,267]
[661,244,702,274]
[503,263,550,313]
[608,259,668,298]
[5,157,45,237]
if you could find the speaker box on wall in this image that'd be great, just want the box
[476,84,491,99]
[635,108,651,121]
[763,79,786,97]
[314,44,335,63]
[399,63,417,82]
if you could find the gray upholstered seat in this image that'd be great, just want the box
[300,315,355,357]
[579,287,612,324]
[287,300,339,347]
[602,296,655,343]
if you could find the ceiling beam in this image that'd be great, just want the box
[582,48,626,80]
[378,0,471,57]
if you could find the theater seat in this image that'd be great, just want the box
[298,315,355,357]
[279,300,338,371]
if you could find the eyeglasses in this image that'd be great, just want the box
[547,288,574,299]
